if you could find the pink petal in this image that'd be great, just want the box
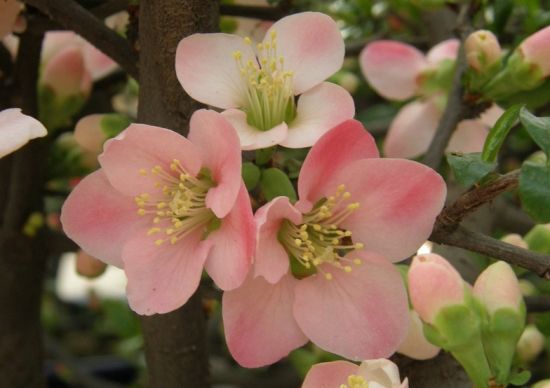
[41,31,77,64]
[295,119,379,213]
[123,227,213,315]
[188,110,242,218]
[99,123,201,197]
[360,41,427,100]
[82,42,118,80]
[60,169,150,268]
[0,108,47,157]
[357,359,408,387]
[293,251,410,360]
[280,82,355,148]
[268,12,344,95]
[302,361,359,388]
[446,119,489,154]
[203,182,254,290]
[518,25,550,76]
[334,158,446,262]
[383,99,441,159]
[397,310,441,360]
[426,39,460,65]
[74,114,107,153]
[221,109,288,150]
[479,104,505,127]
[175,33,255,109]
[254,197,302,284]
[222,271,308,367]
[0,0,20,40]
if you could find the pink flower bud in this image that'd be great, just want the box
[41,46,92,98]
[465,30,502,72]
[517,25,550,77]
[516,324,544,362]
[74,114,108,153]
[408,254,466,324]
[500,233,528,249]
[75,250,107,278]
[473,261,523,316]
[397,310,440,360]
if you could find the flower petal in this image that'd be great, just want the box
[99,123,201,197]
[446,119,488,154]
[60,169,149,268]
[0,108,47,158]
[254,197,302,284]
[335,158,446,262]
[203,182,254,290]
[397,310,441,360]
[188,110,242,218]
[280,82,355,148]
[267,12,344,95]
[221,109,288,150]
[175,33,255,109]
[293,251,409,360]
[123,227,213,315]
[295,119,379,213]
[222,271,308,367]
[383,99,441,159]
[357,359,407,387]
[360,41,427,100]
[302,361,359,388]
[426,39,460,65]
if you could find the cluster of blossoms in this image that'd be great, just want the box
[58,11,448,370]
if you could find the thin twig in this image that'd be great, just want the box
[23,0,139,80]
[422,2,474,169]
[525,295,550,313]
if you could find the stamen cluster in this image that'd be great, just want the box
[281,184,363,280]
[341,375,369,388]
[232,30,297,131]
[135,159,216,246]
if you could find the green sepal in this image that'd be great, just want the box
[481,104,523,163]
[260,168,297,202]
[38,86,88,130]
[508,369,531,386]
[519,161,550,223]
[241,162,261,191]
[255,146,276,166]
[524,224,550,255]
[447,152,497,187]
[100,113,133,139]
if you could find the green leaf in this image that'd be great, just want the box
[241,162,261,191]
[446,152,497,187]
[519,107,550,155]
[481,104,523,163]
[260,168,297,202]
[100,113,133,139]
[519,161,550,223]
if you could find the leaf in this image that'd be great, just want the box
[519,107,550,155]
[446,152,497,187]
[260,168,297,202]
[519,161,550,223]
[241,162,261,191]
[481,104,523,163]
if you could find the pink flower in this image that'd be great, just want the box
[360,39,459,101]
[61,110,254,315]
[176,12,354,150]
[408,253,468,324]
[0,0,21,40]
[223,120,447,367]
[0,108,47,158]
[302,359,408,388]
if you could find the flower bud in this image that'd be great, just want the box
[0,0,21,40]
[525,224,550,255]
[397,309,440,360]
[516,25,550,78]
[500,233,528,249]
[474,261,524,316]
[41,46,92,98]
[465,30,502,73]
[533,379,550,388]
[76,250,107,278]
[516,324,545,362]
[74,114,108,153]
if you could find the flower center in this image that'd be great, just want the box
[135,159,216,245]
[232,30,297,131]
[280,184,363,280]
[340,375,369,388]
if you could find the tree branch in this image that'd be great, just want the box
[429,170,550,279]
[23,0,139,80]
[219,0,292,21]
[422,2,474,169]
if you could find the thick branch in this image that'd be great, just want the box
[219,0,291,21]
[422,3,473,169]
[23,0,139,80]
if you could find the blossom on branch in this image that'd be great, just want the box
[61,110,255,315]
[223,120,447,367]
[176,12,354,150]
[0,108,47,158]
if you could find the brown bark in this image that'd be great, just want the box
[136,1,219,387]
[0,27,47,388]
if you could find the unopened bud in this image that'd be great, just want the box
[465,30,502,73]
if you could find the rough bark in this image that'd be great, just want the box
[136,1,219,387]
[0,28,47,388]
